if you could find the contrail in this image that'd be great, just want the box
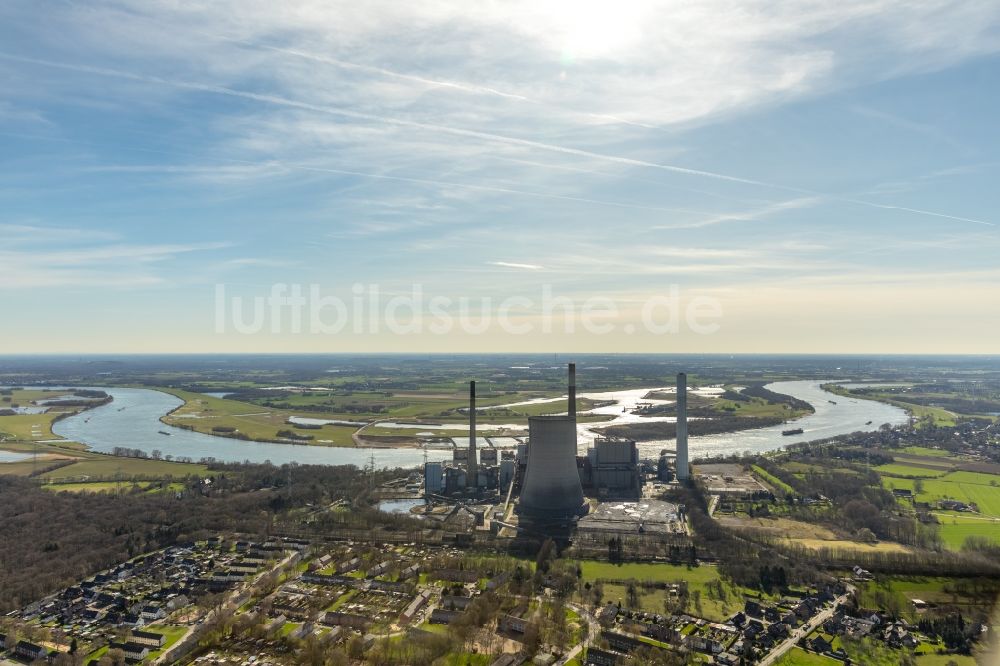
[1,118,711,216]
[2,51,994,228]
[0,52,767,187]
[846,200,995,227]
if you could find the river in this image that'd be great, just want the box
[622,380,909,459]
[46,381,907,469]
[51,387,452,468]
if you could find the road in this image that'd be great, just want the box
[153,551,298,664]
[556,602,600,665]
[758,592,850,666]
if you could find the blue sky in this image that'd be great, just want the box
[1,0,998,353]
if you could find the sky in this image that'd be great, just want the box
[1,0,999,354]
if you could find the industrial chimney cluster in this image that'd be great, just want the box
[424,364,692,513]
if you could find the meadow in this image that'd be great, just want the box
[858,576,1000,620]
[878,466,1000,549]
[886,471,1000,516]
[751,465,796,494]
[774,648,839,666]
[934,514,1000,548]
[42,480,186,493]
[577,560,757,622]
[875,463,950,478]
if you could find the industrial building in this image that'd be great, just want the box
[423,380,506,498]
[581,438,643,498]
[576,499,683,536]
[424,364,690,530]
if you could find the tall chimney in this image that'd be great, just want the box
[468,380,478,488]
[676,372,689,480]
[568,363,577,419]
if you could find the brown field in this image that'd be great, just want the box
[719,516,913,554]
[717,516,838,540]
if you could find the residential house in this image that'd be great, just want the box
[430,609,462,625]
[15,641,49,662]
[584,647,621,666]
[130,630,165,648]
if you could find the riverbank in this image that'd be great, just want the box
[36,381,910,469]
[597,382,814,441]
[823,382,959,427]
[157,387,358,447]
[0,387,113,449]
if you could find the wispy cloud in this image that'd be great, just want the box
[0,240,232,289]
[0,223,120,244]
[490,261,543,270]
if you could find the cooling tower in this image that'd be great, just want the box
[468,380,478,486]
[676,372,690,480]
[519,415,586,518]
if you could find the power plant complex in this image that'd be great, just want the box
[422,364,693,530]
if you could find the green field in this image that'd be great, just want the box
[146,625,189,660]
[579,561,725,584]
[42,480,186,493]
[900,404,957,427]
[886,471,1000,517]
[0,412,69,441]
[39,457,210,482]
[752,465,796,494]
[0,389,99,442]
[773,648,839,666]
[858,576,1000,620]
[578,561,749,622]
[899,447,955,459]
[934,514,1000,549]
[436,654,491,666]
[876,463,951,478]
